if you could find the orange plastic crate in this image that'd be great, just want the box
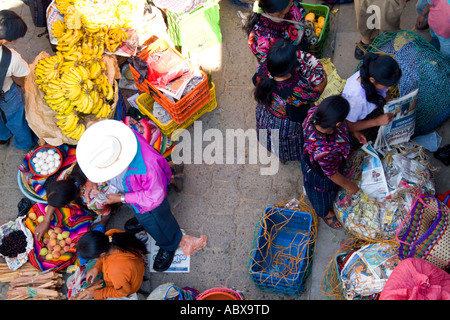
[130,38,211,124]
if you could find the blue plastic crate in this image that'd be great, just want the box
[249,207,315,295]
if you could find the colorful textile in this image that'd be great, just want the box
[124,116,175,158]
[437,190,450,207]
[248,0,308,63]
[302,106,350,177]
[255,104,303,161]
[19,145,77,199]
[25,203,94,271]
[256,59,321,119]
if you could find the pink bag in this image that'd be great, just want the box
[379,258,450,300]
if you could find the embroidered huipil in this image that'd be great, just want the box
[248,0,307,63]
[302,106,350,177]
[256,59,321,119]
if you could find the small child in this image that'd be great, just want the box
[75,229,147,300]
[341,53,402,148]
[0,10,37,150]
[301,95,359,229]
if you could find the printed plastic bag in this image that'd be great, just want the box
[340,243,400,300]
[0,217,34,270]
[146,47,192,87]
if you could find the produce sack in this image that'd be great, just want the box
[335,142,435,240]
[340,243,400,300]
[379,258,450,300]
[24,52,120,146]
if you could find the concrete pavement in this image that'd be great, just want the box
[0,0,448,301]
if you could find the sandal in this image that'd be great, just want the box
[322,215,342,229]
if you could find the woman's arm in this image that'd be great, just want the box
[34,205,56,241]
[329,172,359,195]
[313,74,327,94]
[11,75,25,88]
[417,4,432,28]
[346,113,394,132]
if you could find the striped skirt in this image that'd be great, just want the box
[301,156,340,218]
[255,104,303,162]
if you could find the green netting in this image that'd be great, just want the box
[356,30,450,136]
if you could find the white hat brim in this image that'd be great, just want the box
[76,120,138,183]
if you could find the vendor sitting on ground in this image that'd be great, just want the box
[34,163,111,242]
[75,229,147,300]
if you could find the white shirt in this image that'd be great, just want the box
[0,46,30,92]
[342,71,388,123]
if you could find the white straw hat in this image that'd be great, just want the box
[76,120,138,183]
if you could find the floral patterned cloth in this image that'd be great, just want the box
[248,0,308,63]
[302,106,351,177]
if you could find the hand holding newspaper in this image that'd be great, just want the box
[374,89,419,151]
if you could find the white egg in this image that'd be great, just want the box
[41,151,48,159]
[53,154,60,161]
[47,161,55,169]
[54,160,61,168]
[48,149,55,155]
[41,163,49,171]
[46,155,54,163]
[35,152,43,158]
[48,167,56,174]
[40,170,48,175]
[32,157,39,163]
[38,159,45,166]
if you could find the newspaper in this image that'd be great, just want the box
[374,88,418,151]
[360,143,389,200]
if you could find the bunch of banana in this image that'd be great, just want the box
[34,52,64,85]
[56,27,84,48]
[93,74,114,101]
[59,65,89,101]
[55,0,77,15]
[103,26,128,52]
[55,113,85,141]
[51,19,66,39]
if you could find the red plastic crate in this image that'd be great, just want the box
[130,38,211,124]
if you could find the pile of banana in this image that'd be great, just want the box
[36,31,116,141]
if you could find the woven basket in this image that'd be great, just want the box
[397,195,450,269]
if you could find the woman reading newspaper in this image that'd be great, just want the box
[341,53,402,149]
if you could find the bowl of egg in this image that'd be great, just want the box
[29,146,63,177]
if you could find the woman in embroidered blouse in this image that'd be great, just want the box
[254,39,326,162]
[301,95,359,229]
[244,0,309,64]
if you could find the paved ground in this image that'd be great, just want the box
[0,0,448,301]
